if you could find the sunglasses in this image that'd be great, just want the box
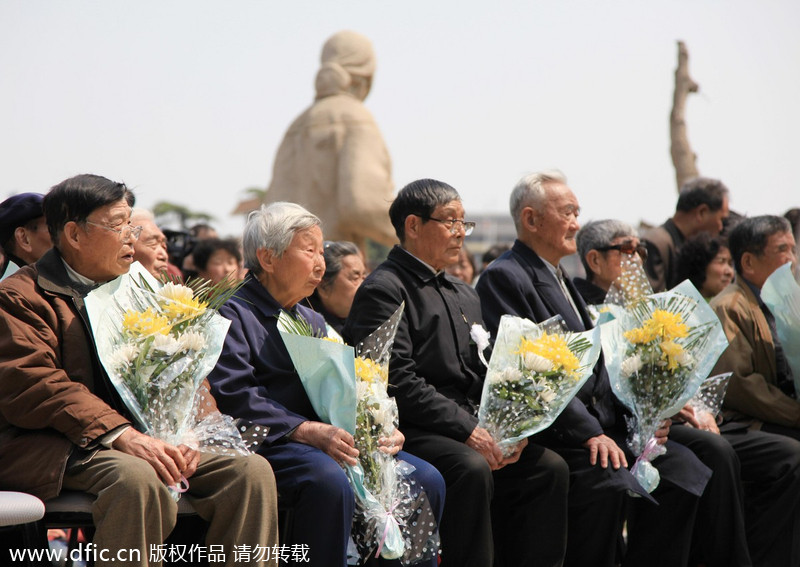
[595,240,648,260]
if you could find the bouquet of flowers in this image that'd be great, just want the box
[278,304,439,565]
[475,315,602,456]
[601,280,728,492]
[85,263,264,498]
[760,263,800,396]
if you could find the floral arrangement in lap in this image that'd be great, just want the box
[473,314,602,457]
[86,263,265,499]
[279,303,439,564]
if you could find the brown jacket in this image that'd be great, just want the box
[642,219,685,293]
[711,277,800,429]
[0,250,132,499]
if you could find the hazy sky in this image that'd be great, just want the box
[2,1,798,237]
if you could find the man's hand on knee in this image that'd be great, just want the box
[583,434,627,470]
[113,428,187,485]
[179,445,201,479]
[466,426,504,470]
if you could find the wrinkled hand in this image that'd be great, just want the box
[466,426,505,470]
[695,410,720,435]
[499,437,528,467]
[677,404,720,435]
[179,445,201,479]
[112,428,186,485]
[654,419,671,445]
[290,421,359,466]
[583,434,627,469]
[378,428,405,456]
[675,404,701,428]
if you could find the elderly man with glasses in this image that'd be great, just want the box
[572,219,648,305]
[0,174,278,567]
[475,172,721,567]
[345,178,569,567]
[574,217,800,567]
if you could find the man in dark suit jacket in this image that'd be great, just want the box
[476,170,713,567]
[346,179,569,567]
[642,177,730,291]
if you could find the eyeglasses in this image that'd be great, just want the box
[596,240,648,260]
[85,220,144,241]
[419,215,476,236]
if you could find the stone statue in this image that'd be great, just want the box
[266,30,396,249]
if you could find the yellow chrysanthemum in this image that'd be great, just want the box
[624,326,657,344]
[624,309,688,345]
[516,332,580,379]
[323,336,344,344]
[123,307,171,337]
[659,339,686,371]
[645,310,688,340]
[355,357,386,386]
[160,296,207,323]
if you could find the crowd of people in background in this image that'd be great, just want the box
[1,170,799,567]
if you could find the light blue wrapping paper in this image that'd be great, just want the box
[85,262,230,440]
[277,311,408,561]
[477,314,602,453]
[761,262,800,396]
[600,280,729,491]
[277,320,357,435]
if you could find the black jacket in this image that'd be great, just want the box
[344,246,484,442]
[476,240,616,446]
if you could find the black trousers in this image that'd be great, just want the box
[731,422,800,567]
[669,425,751,567]
[544,432,708,567]
[403,429,569,567]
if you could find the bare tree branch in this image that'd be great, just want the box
[670,40,700,191]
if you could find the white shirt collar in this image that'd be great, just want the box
[61,258,96,287]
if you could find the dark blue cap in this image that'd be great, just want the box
[0,193,45,244]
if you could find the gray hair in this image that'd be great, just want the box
[130,208,156,223]
[576,219,637,278]
[321,240,361,290]
[509,169,567,232]
[242,202,321,274]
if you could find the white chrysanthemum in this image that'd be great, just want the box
[356,380,371,400]
[372,399,397,431]
[110,344,139,369]
[621,354,643,377]
[502,367,524,382]
[157,282,195,304]
[488,367,523,383]
[178,331,207,352]
[151,334,180,355]
[523,352,553,373]
[538,385,557,404]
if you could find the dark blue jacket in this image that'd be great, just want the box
[208,273,327,445]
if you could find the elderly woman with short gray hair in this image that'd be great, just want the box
[208,202,444,567]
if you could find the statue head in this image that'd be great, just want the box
[315,31,376,101]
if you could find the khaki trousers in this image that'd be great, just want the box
[62,450,278,567]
